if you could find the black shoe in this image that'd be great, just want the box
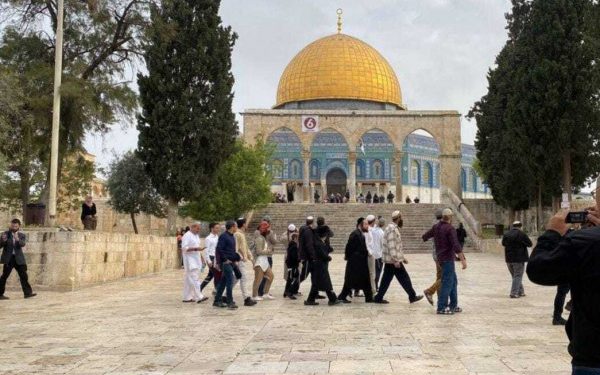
[213,301,227,308]
[182,299,194,303]
[227,303,238,310]
[197,296,209,304]
[328,300,342,306]
[244,297,256,306]
[0,295,9,300]
[374,299,389,304]
[304,300,319,306]
[316,294,326,299]
[553,317,567,326]
[410,295,424,304]
[565,300,573,312]
[510,295,520,299]
[221,296,228,303]
[339,298,352,304]
[365,300,374,303]
[24,293,37,299]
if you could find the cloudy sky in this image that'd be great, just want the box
[84,0,513,167]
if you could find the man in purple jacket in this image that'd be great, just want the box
[422,208,467,315]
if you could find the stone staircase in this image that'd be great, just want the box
[249,203,477,254]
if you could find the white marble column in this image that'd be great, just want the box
[375,182,380,196]
[348,151,357,203]
[321,179,327,200]
[310,183,315,203]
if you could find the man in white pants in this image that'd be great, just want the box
[365,214,378,295]
[234,218,257,307]
[181,223,210,304]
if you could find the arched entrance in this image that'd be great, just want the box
[326,168,347,196]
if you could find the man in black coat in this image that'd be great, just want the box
[337,217,373,303]
[0,219,35,299]
[298,216,316,285]
[527,209,600,373]
[502,221,532,298]
[304,226,340,306]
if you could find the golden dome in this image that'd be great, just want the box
[276,34,402,108]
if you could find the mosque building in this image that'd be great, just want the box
[242,11,491,203]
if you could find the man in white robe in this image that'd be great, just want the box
[182,223,210,303]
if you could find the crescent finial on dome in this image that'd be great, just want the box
[337,9,343,34]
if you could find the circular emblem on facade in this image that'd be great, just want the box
[303,116,317,130]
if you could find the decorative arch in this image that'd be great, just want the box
[270,159,284,179]
[423,161,433,187]
[355,128,395,154]
[372,159,384,180]
[471,169,478,193]
[310,159,320,180]
[311,128,349,151]
[410,159,421,186]
[356,159,366,178]
[266,127,302,153]
[289,159,302,180]
[461,168,468,192]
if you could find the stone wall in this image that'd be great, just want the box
[1,198,191,235]
[4,230,178,292]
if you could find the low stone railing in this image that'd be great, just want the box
[5,230,178,292]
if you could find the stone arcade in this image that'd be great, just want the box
[242,19,490,203]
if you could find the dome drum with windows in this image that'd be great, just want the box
[242,11,489,203]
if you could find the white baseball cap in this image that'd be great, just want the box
[288,224,297,232]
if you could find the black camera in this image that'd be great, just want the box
[566,211,588,224]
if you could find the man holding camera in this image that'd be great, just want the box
[0,218,36,299]
[527,209,600,374]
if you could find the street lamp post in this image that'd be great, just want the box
[48,0,64,227]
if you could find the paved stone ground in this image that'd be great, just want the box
[0,253,571,374]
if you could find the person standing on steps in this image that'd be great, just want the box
[501,221,532,299]
[387,191,394,203]
[305,225,341,306]
[0,219,36,300]
[422,208,467,315]
[233,218,256,307]
[213,221,241,309]
[424,209,443,306]
[337,217,373,303]
[181,222,209,304]
[373,211,423,304]
[201,223,220,293]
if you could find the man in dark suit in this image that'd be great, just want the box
[0,219,36,299]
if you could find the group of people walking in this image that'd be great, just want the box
[180,207,469,314]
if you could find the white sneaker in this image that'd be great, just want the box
[263,294,276,300]
[253,296,263,301]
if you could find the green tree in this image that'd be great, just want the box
[0,1,150,214]
[137,0,238,233]
[181,141,273,222]
[106,152,166,234]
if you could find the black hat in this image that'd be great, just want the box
[356,217,365,226]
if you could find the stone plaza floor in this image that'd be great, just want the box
[0,253,572,374]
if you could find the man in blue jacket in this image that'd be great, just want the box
[0,219,36,300]
[213,220,241,309]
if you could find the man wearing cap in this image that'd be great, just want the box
[337,217,373,303]
[0,218,36,300]
[374,211,423,304]
[502,221,532,299]
[234,218,256,307]
[422,208,467,315]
